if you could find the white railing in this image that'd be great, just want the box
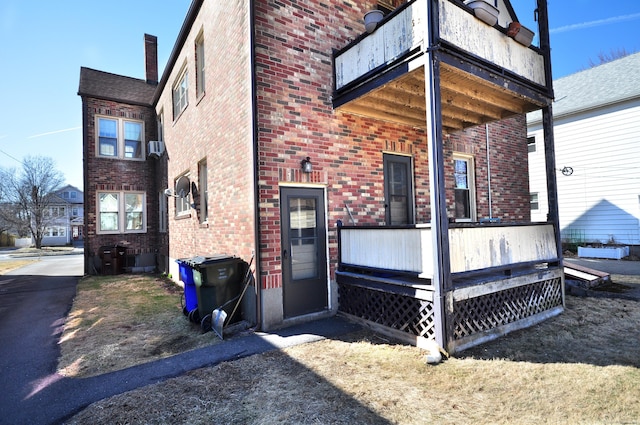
[339,223,558,278]
[334,0,546,91]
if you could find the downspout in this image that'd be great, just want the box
[485,123,492,219]
[249,0,262,330]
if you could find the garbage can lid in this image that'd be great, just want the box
[185,254,239,267]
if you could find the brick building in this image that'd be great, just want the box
[80,0,562,353]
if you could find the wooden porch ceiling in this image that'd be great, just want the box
[336,63,543,134]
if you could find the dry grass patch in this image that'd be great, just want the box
[58,274,220,377]
[65,295,640,425]
[0,259,37,274]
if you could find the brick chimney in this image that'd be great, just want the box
[144,34,158,85]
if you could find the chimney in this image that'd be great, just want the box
[144,34,158,85]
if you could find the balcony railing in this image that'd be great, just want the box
[338,222,559,278]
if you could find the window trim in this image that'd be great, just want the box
[95,115,145,160]
[96,190,147,235]
[530,192,539,211]
[198,159,208,223]
[453,153,477,222]
[172,65,189,120]
[174,174,191,217]
[195,33,205,100]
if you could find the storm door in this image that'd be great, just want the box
[384,154,415,225]
[280,187,328,318]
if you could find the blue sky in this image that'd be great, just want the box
[1,0,638,190]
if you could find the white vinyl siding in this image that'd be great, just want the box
[528,99,640,244]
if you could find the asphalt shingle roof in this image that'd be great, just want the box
[527,51,640,124]
[78,67,156,106]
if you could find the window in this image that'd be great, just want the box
[195,34,205,99]
[97,117,144,160]
[157,111,164,142]
[72,207,79,216]
[173,67,188,119]
[62,192,70,199]
[198,160,208,223]
[453,154,476,222]
[530,193,539,210]
[527,136,536,153]
[159,190,167,233]
[175,175,191,216]
[45,227,66,237]
[97,191,146,234]
[46,206,66,217]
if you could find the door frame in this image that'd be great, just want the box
[279,185,329,318]
[383,153,415,225]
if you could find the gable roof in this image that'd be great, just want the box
[78,67,156,106]
[528,51,640,124]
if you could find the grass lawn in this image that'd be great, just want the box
[61,275,640,424]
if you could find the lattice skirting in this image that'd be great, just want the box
[337,282,436,340]
[449,274,563,344]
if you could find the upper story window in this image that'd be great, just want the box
[527,136,536,153]
[98,191,146,234]
[195,34,205,99]
[173,66,188,120]
[45,206,66,218]
[97,117,144,160]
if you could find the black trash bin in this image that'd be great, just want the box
[99,246,114,275]
[186,255,246,326]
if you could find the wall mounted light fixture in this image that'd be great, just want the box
[301,157,312,173]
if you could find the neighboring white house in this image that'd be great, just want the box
[527,52,640,246]
[41,185,84,246]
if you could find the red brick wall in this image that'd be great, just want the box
[155,1,256,267]
[254,0,531,288]
[81,97,161,274]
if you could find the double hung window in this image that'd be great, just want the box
[173,67,189,119]
[98,191,146,234]
[97,117,144,160]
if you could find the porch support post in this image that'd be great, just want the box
[425,0,451,350]
[538,0,563,271]
[542,105,563,266]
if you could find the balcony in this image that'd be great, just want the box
[333,0,551,133]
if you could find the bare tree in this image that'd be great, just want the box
[587,48,634,68]
[0,156,65,249]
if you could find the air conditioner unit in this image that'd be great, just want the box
[147,140,165,158]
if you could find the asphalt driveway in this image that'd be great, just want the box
[0,254,359,425]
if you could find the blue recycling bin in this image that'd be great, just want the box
[177,259,197,317]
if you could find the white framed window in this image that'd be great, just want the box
[172,66,188,120]
[97,191,146,234]
[45,206,66,217]
[175,175,191,216]
[159,190,168,233]
[198,159,208,223]
[97,116,145,160]
[72,207,79,216]
[195,33,205,99]
[530,193,539,210]
[453,154,476,222]
[45,227,66,237]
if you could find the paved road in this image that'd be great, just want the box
[0,256,82,425]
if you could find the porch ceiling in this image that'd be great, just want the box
[336,63,543,134]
